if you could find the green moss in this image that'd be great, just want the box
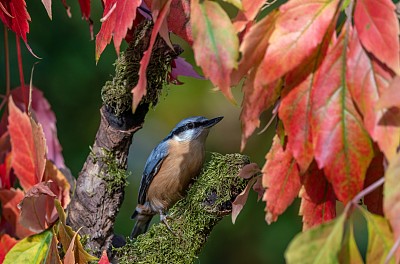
[97,148,130,193]
[115,153,249,263]
[101,20,179,116]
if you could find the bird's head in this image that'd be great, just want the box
[170,116,223,142]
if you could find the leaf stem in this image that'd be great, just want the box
[16,35,28,111]
[4,25,10,96]
[385,236,400,264]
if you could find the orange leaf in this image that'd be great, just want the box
[232,0,265,32]
[98,250,110,264]
[191,0,238,102]
[262,136,301,224]
[0,188,34,239]
[254,0,340,88]
[0,234,17,263]
[311,29,373,204]
[347,29,400,161]
[354,0,400,74]
[131,0,172,112]
[43,160,71,209]
[8,97,46,191]
[299,162,336,230]
[376,76,400,111]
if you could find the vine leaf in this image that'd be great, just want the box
[311,28,373,204]
[254,0,340,88]
[262,136,301,224]
[191,0,239,103]
[354,0,400,74]
[8,97,47,191]
[299,162,336,230]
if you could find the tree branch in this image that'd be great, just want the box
[115,153,250,263]
[66,20,180,256]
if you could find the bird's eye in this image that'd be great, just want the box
[187,122,195,129]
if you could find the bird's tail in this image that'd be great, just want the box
[130,209,153,239]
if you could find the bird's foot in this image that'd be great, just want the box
[160,213,176,236]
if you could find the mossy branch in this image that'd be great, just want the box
[115,153,250,263]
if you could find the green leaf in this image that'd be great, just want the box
[359,207,395,264]
[222,0,242,9]
[285,214,346,264]
[3,230,53,264]
[339,221,363,264]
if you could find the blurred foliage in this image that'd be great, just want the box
[0,1,304,263]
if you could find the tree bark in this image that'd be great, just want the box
[66,20,180,256]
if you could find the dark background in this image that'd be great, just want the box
[0,0,360,263]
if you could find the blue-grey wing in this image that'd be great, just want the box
[137,141,169,205]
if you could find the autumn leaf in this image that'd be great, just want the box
[168,0,192,44]
[354,0,400,74]
[311,29,373,204]
[0,188,34,239]
[285,213,346,264]
[0,0,30,42]
[232,177,257,224]
[262,136,301,224]
[254,0,340,89]
[363,151,384,216]
[11,87,66,169]
[376,76,400,111]
[0,153,12,189]
[299,162,336,230]
[191,0,239,103]
[19,181,58,233]
[232,0,266,32]
[347,30,400,162]
[338,222,363,263]
[232,10,279,86]
[96,0,142,58]
[131,0,172,112]
[238,163,260,179]
[54,200,97,263]
[63,227,81,264]
[3,229,56,264]
[99,250,110,264]
[240,70,281,150]
[0,234,17,263]
[43,160,71,208]
[383,151,400,262]
[359,207,394,264]
[8,97,47,191]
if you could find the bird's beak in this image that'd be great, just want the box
[203,116,224,128]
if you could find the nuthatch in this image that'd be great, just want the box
[131,116,223,238]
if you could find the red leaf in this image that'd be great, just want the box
[299,162,336,230]
[279,74,314,173]
[131,0,172,112]
[347,30,400,161]
[168,0,192,44]
[0,234,17,263]
[99,250,110,264]
[262,136,301,224]
[0,188,34,239]
[96,0,141,59]
[254,0,340,88]
[232,0,265,32]
[363,151,384,215]
[0,153,12,189]
[240,70,281,150]
[376,76,400,110]
[19,181,58,233]
[311,29,374,204]
[191,0,238,103]
[232,10,279,85]
[354,0,400,74]
[11,86,66,169]
[78,0,90,20]
[0,0,30,42]
[8,97,47,191]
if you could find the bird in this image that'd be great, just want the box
[130,116,223,238]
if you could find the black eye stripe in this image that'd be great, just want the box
[173,121,203,135]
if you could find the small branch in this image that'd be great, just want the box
[15,36,27,110]
[115,153,250,263]
[385,236,400,264]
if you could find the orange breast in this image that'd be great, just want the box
[146,139,205,213]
